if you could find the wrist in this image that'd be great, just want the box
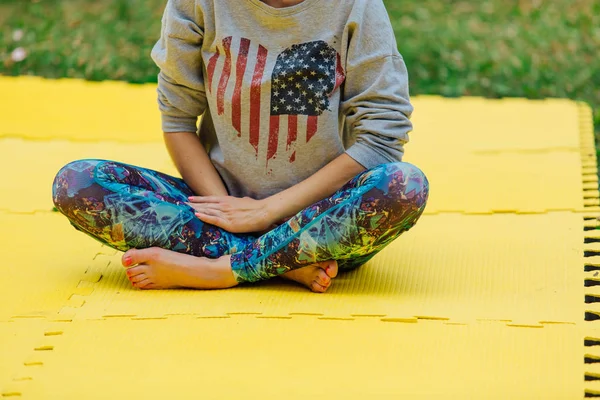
[260,195,286,225]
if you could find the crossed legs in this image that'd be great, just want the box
[52,159,428,292]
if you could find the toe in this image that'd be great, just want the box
[122,250,136,267]
[129,273,148,284]
[316,269,331,286]
[133,278,152,289]
[125,265,146,279]
[122,247,160,267]
[311,281,327,293]
[325,260,338,278]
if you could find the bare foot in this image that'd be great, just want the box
[281,260,338,293]
[121,247,238,290]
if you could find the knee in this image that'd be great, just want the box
[384,162,429,209]
[52,159,102,212]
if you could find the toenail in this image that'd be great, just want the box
[123,256,132,266]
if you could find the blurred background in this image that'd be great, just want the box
[1,0,598,146]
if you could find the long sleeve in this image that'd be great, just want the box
[341,0,414,169]
[150,0,208,133]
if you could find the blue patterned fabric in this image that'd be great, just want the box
[52,159,428,283]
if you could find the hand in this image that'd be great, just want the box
[186,196,275,233]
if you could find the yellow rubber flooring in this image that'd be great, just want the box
[0,75,597,398]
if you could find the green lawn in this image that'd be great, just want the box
[1,0,599,137]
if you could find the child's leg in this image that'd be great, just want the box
[230,162,429,283]
[52,159,254,257]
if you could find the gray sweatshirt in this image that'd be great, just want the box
[151,0,413,200]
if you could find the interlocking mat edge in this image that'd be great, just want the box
[0,76,598,398]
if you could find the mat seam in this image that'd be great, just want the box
[577,101,600,399]
[0,252,112,398]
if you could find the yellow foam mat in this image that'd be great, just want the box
[0,76,597,398]
[0,320,53,387]
[408,96,582,152]
[0,319,581,399]
[406,150,585,213]
[0,213,116,321]
[54,213,581,325]
[0,76,162,143]
[0,138,587,214]
[0,76,593,214]
[0,139,177,213]
[0,76,582,151]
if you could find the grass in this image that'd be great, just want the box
[1,0,599,137]
[0,0,162,83]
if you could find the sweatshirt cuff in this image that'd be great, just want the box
[161,114,198,133]
[345,141,401,170]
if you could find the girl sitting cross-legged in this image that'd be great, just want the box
[52,0,429,292]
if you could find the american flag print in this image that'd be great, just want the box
[206,37,345,165]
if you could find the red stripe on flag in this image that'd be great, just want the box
[307,115,318,143]
[333,52,346,92]
[232,38,250,136]
[287,114,297,150]
[249,45,268,155]
[267,115,280,163]
[206,51,220,94]
[216,36,233,116]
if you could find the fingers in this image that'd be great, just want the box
[194,212,229,230]
[186,202,223,212]
[185,202,227,226]
[187,196,222,203]
[194,208,223,218]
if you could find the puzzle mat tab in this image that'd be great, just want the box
[43,212,581,324]
[0,138,586,214]
[2,318,581,399]
[0,76,583,152]
[0,76,595,399]
[0,212,117,321]
[0,320,52,387]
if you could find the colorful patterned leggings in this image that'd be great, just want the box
[52,159,429,283]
